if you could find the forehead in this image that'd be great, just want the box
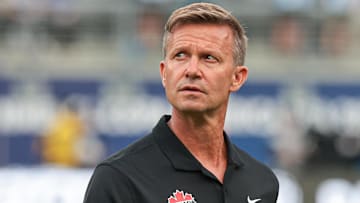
[167,24,234,52]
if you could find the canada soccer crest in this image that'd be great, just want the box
[168,190,197,203]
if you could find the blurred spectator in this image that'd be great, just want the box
[319,16,350,56]
[120,4,164,81]
[45,0,81,49]
[41,98,86,167]
[270,14,306,55]
[135,5,164,53]
[129,4,163,55]
[0,0,18,44]
[273,109,308,170]
[41,96,104,167]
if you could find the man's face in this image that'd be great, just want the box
[160,24,248,114]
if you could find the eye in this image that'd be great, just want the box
[174,52,186,59]
[204,55,218,62]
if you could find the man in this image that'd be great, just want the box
[83,2,279,203]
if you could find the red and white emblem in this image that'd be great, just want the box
[167,190,197,203]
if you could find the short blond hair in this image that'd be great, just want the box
[162,2,248,66]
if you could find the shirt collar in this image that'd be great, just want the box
[152,115,244,171]
[225,132,245,168]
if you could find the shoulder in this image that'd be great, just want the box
[102,134,158,168]
[84,134,158,202]
[89,133,157,179]
[84,160,136,202]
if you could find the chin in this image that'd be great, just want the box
[169,97,212,113]
[175,103,208,113]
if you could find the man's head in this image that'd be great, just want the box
[159,3,248,116]
[162,2,247,66]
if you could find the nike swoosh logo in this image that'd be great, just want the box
[247,196,261,203]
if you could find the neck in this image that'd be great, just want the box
[168,110,228,183]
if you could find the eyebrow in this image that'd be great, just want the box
[170,42,223,56]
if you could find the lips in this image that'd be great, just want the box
[179,85,205,93]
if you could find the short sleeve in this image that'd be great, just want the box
[83,164,133,203]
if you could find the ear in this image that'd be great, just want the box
[230,65,248,92]
[160,60,166,87]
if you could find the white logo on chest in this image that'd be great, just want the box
[247,195,261,203]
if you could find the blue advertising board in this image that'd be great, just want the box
[3,77,359,167]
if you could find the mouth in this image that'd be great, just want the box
[179,85,205,93]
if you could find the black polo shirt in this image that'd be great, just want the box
[84,115,279,203]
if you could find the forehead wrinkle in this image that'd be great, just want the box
[168,26,233,56]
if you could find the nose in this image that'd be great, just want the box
[185,57,201,79]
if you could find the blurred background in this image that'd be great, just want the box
[0,0,360,202]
